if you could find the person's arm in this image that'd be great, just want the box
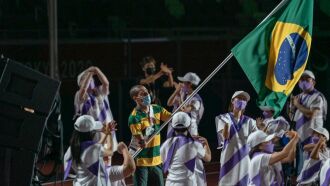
[256,117,267,131]
[310,137,325,160]
[167,83,182,107]
[222,123,229,140]
[99,121,117,157]
[164,71,174,88]
[303,143,316,153]
[269,131,299,165]
[293,96,320,118]
[128,115,146,148]
[196,136,211,162]
[181,105,193,113]
[117,142,136,177]
[134,134,146,148]
[281,141,297,163]
[78,71,94,100]
[160,106,172,122]
[160,63,174,88]
[140,71,164,85]
[90,66,109,95]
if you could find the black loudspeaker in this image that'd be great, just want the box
[0,57,60,186]
[0,58,59,114]
[0,102,48,151]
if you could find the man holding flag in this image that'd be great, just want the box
[292,70,327,173]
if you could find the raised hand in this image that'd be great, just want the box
[286,130,299,142]
[108,120,118,132]
[117,142,128,154]
[256,117,266,130]
[292,96,300,107]
[160,62,173,74]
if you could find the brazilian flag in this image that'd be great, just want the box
[232,0,313,116]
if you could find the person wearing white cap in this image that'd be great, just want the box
[167,72,204,137]
[167,72,205,185]
[291,70,328,174]
[256,105,293,182]
[63,115,135,186]
[73,66,123,185]
[247,130,299,186]
[75,66,113,123]
[297,127,330,185]
[215,91,257,186]
[74,66,118,151]
[160,112,211,186]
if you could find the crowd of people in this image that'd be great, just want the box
[63,56,329,186]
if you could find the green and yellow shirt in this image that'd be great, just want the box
[128,104,171,166]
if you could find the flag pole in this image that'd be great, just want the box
[132,0,290,159]
[256,0,289,28]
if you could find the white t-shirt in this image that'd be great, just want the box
[160,135,205,182]
[248,153,283,186]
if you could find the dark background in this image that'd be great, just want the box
[1,0,330,158]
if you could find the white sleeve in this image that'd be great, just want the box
[190,99,201,111]
[215,115,228,149]
[195,142,206,159]
[311,95,323,110]
[160,141,168,163]
[64,147,72,162]
[108,165,125,182]
[63,147,72,171]
[320,159,330,185]
[215,115,226,132]
[260,154,272,168]
[74,91,82,116]
[97,85,109,96]
[249,118,258,133]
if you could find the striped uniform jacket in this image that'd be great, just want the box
[215,113,257,186]
[297,148,330,185]
[320,159,330,186]
[293,89,326,145]
[74,86,118,151]
[128,104,171,166]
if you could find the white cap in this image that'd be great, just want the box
[309,127,329,141]
[231,91,250,102]
[259,105,274,111]
[74,115,103,132]
[247,130,276,149]
[302,70,315,80]
[171,112,191,129]
[178,72,201,86]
